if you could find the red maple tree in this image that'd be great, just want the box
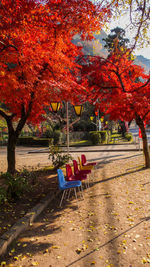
[80,52,150,168]
[0,0,111,173]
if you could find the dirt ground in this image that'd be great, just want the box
[1,150,150,267]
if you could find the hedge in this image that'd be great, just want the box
[89,130,111,145]
[17,137,51,146]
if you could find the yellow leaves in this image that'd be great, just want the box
[112,212,118,216]
[105,195,111,199]
[76,248,82,254]
[52,245,60,249]
[13,256,18,261]
[88,212,94,216]
[141,257,150,264]
[128,201,135,204]
[76,242,88,254]
[87,238,93,242]
[56,255,61,259]
[43,248,49,254]
[0,262,6,267]
[31,261,39,266]
[21,255,27,261]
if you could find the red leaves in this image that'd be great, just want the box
[0,0,111,123]
[81,53,150,122]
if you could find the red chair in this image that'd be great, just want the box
[66,164,87,182]
[73,159,91,176]
[66,164,88,190]
[81,154,97,167]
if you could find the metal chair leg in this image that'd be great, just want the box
[78,185,84,199]
[80,185,84,199]
[68,188,72,199]
[59,190,66,207]
[74,188,77,200]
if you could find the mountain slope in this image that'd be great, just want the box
[72,31,150,71]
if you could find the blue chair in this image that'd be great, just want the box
[57,169,82,207]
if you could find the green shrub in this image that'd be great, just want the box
[89,131,101,145]
[125,132,133,142]
[17,137,50,146]
[98,130,111,143]
[0,187,7,204]
[44,128,53,138]
[53,130,61,145]
[49,142,72,169]
[1,171,30,200]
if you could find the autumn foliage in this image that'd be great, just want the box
[80,51,150,167]
[0,0,111,173]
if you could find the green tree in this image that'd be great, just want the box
[103,27,130,53]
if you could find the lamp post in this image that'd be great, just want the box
[50,101,83,153]
[66,103,83,153]
[95,110,101,131]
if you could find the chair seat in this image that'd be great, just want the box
[81,154,97,168]
[67,174,87,182]
[63,180,81,188]
[77,169,91,175]
[83,162,96,166]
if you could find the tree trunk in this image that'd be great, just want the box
[136,115,150,168]
[7,127,17,174]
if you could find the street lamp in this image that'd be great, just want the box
[73,105,83,116]
[50,102,60,113]
[90,116,94,121]
[50,101,83,154]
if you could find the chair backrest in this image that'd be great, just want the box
[57,169,65,190]
[81,154,86,165]
[78,156,82,170]
[66,164,73,180]
[73,160,79,175]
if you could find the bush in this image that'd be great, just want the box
[44,128,53,138]
[53,130,61,145]
[0,187,7,205]
[17,136,50,146]
[89,131,101,145]
[89,130,111,144]
[98,130,111,143]
[49,142,72,169]
[125,132,133,142]
[1,171,31,200]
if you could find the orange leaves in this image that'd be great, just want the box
[0,0,112,124]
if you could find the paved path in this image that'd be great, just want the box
[1,148,149,267]
[0,144,140,173]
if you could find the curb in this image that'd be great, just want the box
[28,148,140,154]
[0,190,60,256]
